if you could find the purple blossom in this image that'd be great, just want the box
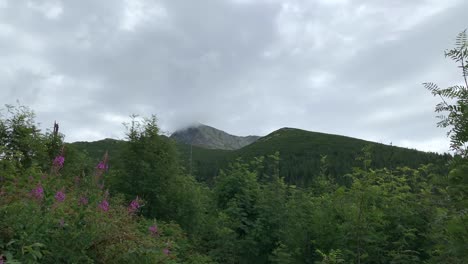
[98,199,109,212]
[96,161,106,170]
[31,184,44,200]
[78,196,89,206]
[53,155,65,168]
[55,190,66,202]
[163,248,170,255]
[128,196,140,214]
[148,225,158,236]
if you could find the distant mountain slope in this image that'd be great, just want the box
[70,127,450,187]
[170,124,260,150]
[69,138,126,163]
[177,127,450,185]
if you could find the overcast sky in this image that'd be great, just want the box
[1,0,467,153]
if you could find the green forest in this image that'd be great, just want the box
[0,32,467,264]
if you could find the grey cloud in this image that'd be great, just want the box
[0,0,465,153]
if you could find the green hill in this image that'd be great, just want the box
[70,138,126,163]
[70,127,450,187]
[177,127,450,185]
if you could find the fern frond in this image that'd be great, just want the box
[435,102,449,112]
[445,48,464,62]
[438,86,465,98]
[423,82,439,93]
[455,29,467,50]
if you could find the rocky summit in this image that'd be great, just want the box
[170,123,260,150]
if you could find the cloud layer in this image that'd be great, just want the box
[1,0,466,152]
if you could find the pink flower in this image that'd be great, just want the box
[96,161,107,170]
[53,155,65,168]
[163,248,170,255]
[31,184,44,200]
[94,152,109,186]
[149,225,158,236]
[128,196,140,214]
[98,199,109,212]
[55,190,66,202]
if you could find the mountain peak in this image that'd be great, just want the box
[170,124,260,150]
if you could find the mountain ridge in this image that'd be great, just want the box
[170,123,260,150]
[70,126,450,186]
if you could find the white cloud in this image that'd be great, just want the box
[27,0,63,20]
[120,0,168,31]
[1,0,466,153]
[398,137,451,153]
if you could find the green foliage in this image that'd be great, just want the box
[68,124,459,264]
[111,115,180,219]
[0,109,210,263]
[423,30,468,264]
[0,104,48,174]
[3,29,468,264]
[180,128,448,187]
[108,115,211,240]
[75,127,449,188]
[0,155,195,263]
[315,249,346,264]
[269,242,294,264]
[424,29,468,157]
[210,161,260,263]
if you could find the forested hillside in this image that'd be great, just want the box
[0,32,467,263]
[72,127,449,186]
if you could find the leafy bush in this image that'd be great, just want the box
[0,106,209,263]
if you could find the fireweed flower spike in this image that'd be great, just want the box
[55,189,66,203]
[128,196,141,214]
[53,155,65,168]
[31,183,44,200]
[148,225,158,236]
[95,151,109,185]
[96,161,107,170]
[98,199,109,212]
[52,146,65,174]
